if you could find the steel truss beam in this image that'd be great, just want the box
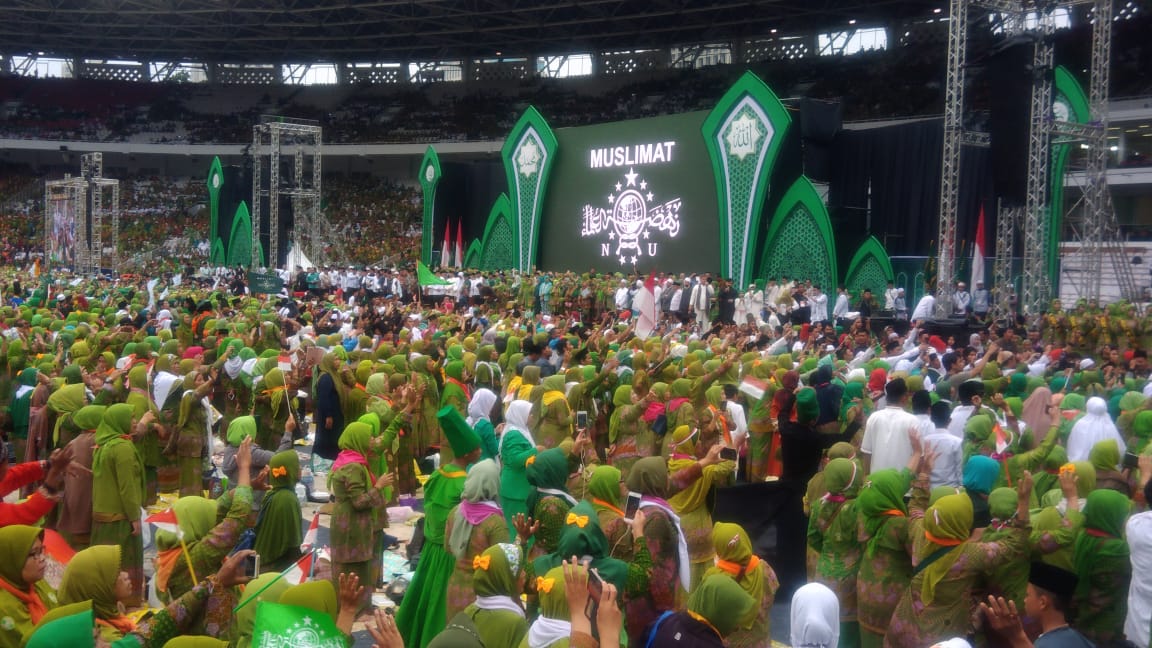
[251,117,323,270]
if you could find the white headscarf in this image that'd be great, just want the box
[500,400,536,455]
[1066,396,1127,461]
[790,583,840,648]
[467,388,498,427]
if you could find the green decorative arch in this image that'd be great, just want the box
[419,146,442,265]
[463,241,482,269]
[501,106,558,272]
[210,239,225,267]
[702,71,793,286]
[1048,66,1092,282]
[227,202,256,268]
[206,156,225,266]
[476,194,517,271]
[845,236,895,300]
[758,176,837,290]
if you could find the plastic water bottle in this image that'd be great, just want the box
[295,483,307,505]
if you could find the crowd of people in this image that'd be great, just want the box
[0,263,1151,648]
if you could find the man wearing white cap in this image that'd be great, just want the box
[952,281,971,316]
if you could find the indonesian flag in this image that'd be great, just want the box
[40,529,75,589]
[738,376,769,402]
[283,546,331,585]
[455,220,465,269]
[970,205,987,290]
[633,272,658,340]
[300,511,320,552]
[441,222,452,269]
[146,508,181,536]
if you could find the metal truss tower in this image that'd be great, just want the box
[938,0,1128,319]
[44,152,119,274]
[251,117,324,269]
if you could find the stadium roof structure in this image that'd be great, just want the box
[0,0,939,63]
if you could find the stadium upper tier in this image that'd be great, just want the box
[1,12,1150,146]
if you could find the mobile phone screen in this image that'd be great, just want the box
[624,492,642,521]
[576,410,588,429]
[720,447,739,461]
[244,554,260,578]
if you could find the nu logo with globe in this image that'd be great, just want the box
[580,167,682,266]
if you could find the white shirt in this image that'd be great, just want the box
[922,428,964,489]
[860,406,920,473]
[1125,511,1152,647]
[947,404,977,440]
[810,292,828,323]
[911,295,936,320]
[725,401,748,447]
[833,293,850,319]
[884,288,899,310]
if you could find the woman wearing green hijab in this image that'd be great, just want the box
[806,457,863,647]
[586,465,633,561]
[978,487,1030,609]
[154,442,253,639]
[1071,488,1132,644]
[56,405,105,550]
[0,525,55,647]
[90,404,146,605]
[232,572,291,648]
[885,473,1031,647]
[57,545,137,642]
[701,522,779,648]
[174,367,217,497]
[855,467,914,648]
[253,367,292,452]
[525,448,579,563]
[124,363,164,506]
[8,367,42,464]
[253,450,303,574]
[534,374,573,450]
[1089,438,1132,495]
[623,456,685,640]
[45,366,89,448]
[459,543,528,648]
[328,421,394,616]
[1129,409,1152,455]
[644,573,756,647]
[444,460,511,622]
[667,425,734,595]
[520,564,570,648]
[607,385,655,478]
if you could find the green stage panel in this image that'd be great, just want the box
[537,110,720,274]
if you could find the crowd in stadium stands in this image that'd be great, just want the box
[0,170,422,269]
[0,14,1148,147]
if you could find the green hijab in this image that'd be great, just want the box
[687,573,756,639]
[72,405,106,432]
[858,468,911,557]
[337,421,374,458]
[919,493,974,605]
[155,496,217,551]
[526,448,573,515]
[533,501,629,594]
[92,404,139,481]
[1072,489,1131,597]
[58,545,122,621]
[226,415,258,447]
[587,465,624,516]
[822,458,861,498]
[1089,439,1121,473]
[626,456,669,498]
[701,523,764,630]
[23,608,96,648]
[278,579,338,618]
[0,525,43,589]
[253,450,303,567]
[472,543,522,599]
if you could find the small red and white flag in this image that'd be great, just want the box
[970,205,987,289]
[738,376,769,401]
[455,220,465,269]
[283,546,331,585]
[441,222,452,268]
[146,508,180,536]
[300,511,320,552]
[633,273,658,340]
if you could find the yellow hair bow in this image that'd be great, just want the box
[270,466,288,479]
[473,554,491,570]
[525,455,536,467]
[566,513,589,528]
[536,577,555,594]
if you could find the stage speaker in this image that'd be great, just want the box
[987,37,1037,207]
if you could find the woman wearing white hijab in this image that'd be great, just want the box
[468,388,500,461]
[498,400,538,535]
[1066,396,1127,461]
[791,583,840,648]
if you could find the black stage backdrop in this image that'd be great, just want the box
[827,119,999,270]
[434,160,506,263]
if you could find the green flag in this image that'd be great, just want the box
[417,261,451,287]
[252,601,344,648]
